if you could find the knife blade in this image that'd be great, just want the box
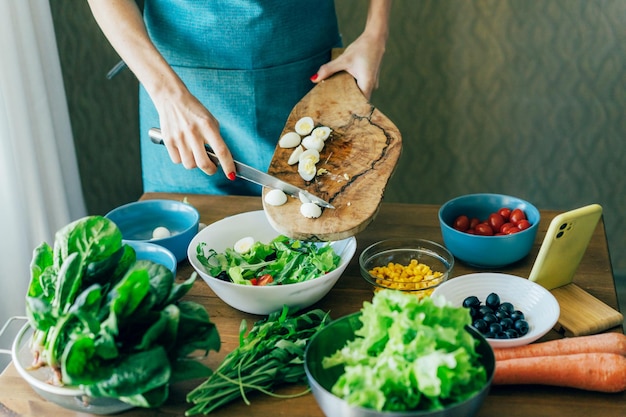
[148,128,334,209]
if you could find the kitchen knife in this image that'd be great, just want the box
[148,128,334,209]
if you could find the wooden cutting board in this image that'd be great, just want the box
[262,71,402,241]
[551,283,624,336]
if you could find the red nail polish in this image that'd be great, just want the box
[227,172,236,181]
[310,73,319,82]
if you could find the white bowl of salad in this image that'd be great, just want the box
[187,210,357,315]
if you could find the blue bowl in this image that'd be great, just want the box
[105,199,199,263]
[124,240,178,275]
[438,193,540,268]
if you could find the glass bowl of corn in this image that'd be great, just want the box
[359,239,454,299]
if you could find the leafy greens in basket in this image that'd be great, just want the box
[195,235,340,285]
[322,290,487,412]
[25,216,220,408]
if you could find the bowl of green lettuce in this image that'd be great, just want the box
[304,290,495,417]
[187,210,357,315]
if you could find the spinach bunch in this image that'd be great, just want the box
[186,307,330,415]
[25,216,220,408]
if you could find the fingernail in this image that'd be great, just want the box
[227,172,236,181]
[310,73,319,81]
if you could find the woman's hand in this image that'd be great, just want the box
[153,87,236,180]
[87,0,236,179]
[311,0,391,99]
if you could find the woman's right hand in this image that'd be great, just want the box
[87,0,236,180]
[153,87,236,180]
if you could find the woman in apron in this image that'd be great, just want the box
[87,0,391,195]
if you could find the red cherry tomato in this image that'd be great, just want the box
[498,207,512,221]
[505,227,521,234]
[488,213,505,234]
[453,215,470,231]
[257,274,274,286]
[500,222,516,234]
[509,208,526,225]
[470,218,480,229]
[517,219,531,231]
[475,223,494,236]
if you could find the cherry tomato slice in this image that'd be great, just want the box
[257,274,274,286]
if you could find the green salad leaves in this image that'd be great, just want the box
[195,235,340,285]
[322,290,487,412]
[25,216,220,408]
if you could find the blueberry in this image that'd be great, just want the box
[486,293,500,309]
[472,319,488,333]
[483,313,498,325]
[515,319,530,335]
[498,302,515,314]
[504,329,519,338]
[489,322,503,334]
[511,310,525,321]
[500,317,514,330]
[463,295,481,309]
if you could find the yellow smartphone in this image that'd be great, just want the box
[528,204,603,290]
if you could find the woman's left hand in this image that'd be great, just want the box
[310,0,391,100]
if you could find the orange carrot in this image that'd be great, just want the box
[493,332,626,361]
[493,353,626,393]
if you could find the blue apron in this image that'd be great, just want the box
[140,0,341,195]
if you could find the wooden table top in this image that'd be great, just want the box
[1,193,623,417]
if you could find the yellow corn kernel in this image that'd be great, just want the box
[369,259,444,295]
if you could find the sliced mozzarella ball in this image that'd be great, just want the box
[234,236,255,254]
[298,149,320,181]
[300,202,322,219]
[295,116,315,136]
[298,159,317,181]
[312,126,332,141]
[152,226,171,239]
[301,135,325,152]
[287,145,304,165]
[299,149,320,163]
[278,131,301,148]
[264,189,288,206]
[299,191,312,204]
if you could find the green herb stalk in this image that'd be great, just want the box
[186,307,330,416]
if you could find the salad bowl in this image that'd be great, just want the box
[187,210,357,315]
[305,308,495,417]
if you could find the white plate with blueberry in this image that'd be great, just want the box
[432,272,560,348]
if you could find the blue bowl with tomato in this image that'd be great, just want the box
[438,193,540,268]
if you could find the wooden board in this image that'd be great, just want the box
[262,71,402,241]
[551,283,624,336]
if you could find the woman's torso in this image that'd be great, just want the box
[139,0,341,195]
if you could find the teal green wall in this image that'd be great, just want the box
[51,1,625,298]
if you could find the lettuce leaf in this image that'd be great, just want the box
[322,290,487,412]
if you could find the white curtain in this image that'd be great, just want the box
[0,1,86,327]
